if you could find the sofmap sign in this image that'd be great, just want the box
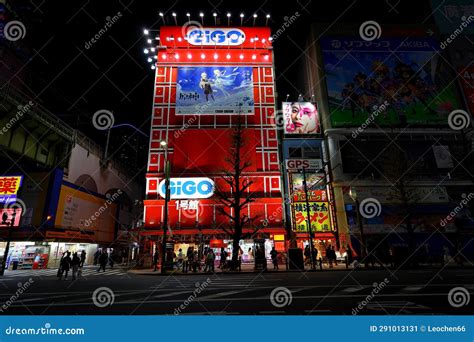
[158,177,214,199]
[185,28,245,46]
[286,159,323,171]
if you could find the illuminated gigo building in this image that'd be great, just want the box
[143,26,285,257]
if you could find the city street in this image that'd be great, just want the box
[0,266,472,315]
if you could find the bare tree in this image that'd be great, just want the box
[214,114,257,270]
[381,143,420,251]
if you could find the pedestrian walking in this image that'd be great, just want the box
[153,250,159,272]
[311,246,318,269]
[93,249,100,265]
[109,251,115,269]
[304,245,311,266]
[205,250,215,272]
[80,250,86,267]
[270,247,279,270]
[98,250,108,272]
[59,251,71,280]
[71,252,80,280]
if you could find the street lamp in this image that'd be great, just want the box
[160,140,171,274]
[349,187,366,260]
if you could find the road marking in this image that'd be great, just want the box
[154,291,194,298]
[200,289,254,299]
[341,286,367,293]
[400,286,423,293]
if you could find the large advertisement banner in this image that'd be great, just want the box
[54,184,117,242]
[459,66,474,116]
[291,173,327,202]
[321,37,460,127]
[282,102,321,134]
[176,66,254,115]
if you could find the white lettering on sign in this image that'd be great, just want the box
[185,28,245,46]
[158,177,214,199]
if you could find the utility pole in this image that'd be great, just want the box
[160,141,170,274]
[302,167,316,270]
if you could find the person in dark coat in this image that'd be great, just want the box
[71,252,81,280]
[59,251,71,280]
[80,250,86,267]
[270,247,279,270]
[97,250,108,272]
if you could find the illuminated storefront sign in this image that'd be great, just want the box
[292,202,331,233]
[186,28,245,46]
[0,208,22,228]
[159,178,214,199]
[0,175,23,204]
[290,173,327,202]
[286,159,322,172]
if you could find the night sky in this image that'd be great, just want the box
[12,0,433,167]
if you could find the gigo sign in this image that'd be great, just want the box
[185,28,245,46]
[158,177,214,199]
[286,159,322,171]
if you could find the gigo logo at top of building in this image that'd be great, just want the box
[185,28,245,46]
[159,177,214,199]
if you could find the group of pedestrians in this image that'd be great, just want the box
[57,250,86,280]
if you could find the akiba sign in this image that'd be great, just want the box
[185,28,245,46]
[158,177,214,199]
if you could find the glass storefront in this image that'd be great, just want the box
[0,241,98,270]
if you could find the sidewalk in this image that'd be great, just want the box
[128,261,350,276]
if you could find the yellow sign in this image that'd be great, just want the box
[0,176,23,203]
[292,202,331,232]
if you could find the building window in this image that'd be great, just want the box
[289,147,302,158]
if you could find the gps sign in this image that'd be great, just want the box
[158,177,214,199]
[286,159,323,172]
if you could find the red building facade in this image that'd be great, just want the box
[143,26,285,250]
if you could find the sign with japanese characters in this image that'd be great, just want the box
[0,176,23,204]
[292,202,331,232]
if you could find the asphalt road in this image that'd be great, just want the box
[0,266,472,315]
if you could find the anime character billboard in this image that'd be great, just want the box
[321,37,460,127]
[176,66,254,115]
[282,102,320,134]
